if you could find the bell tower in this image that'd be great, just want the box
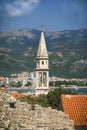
[35,30,49,96]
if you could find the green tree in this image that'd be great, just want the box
[25,81,31,86]
[36,94,49,107]
[19,88,76,110]
[47,88,76,110]
[17,81,22,87]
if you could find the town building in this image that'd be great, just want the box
[0,77,5,85]
[35,30,50,95]
[31,72,36,87]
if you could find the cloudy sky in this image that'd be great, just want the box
[0,0,87,31]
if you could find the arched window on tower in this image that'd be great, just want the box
[46,61,48,65]
[43,72,46,87]
[39,72,42,87]
[42,61,44,65]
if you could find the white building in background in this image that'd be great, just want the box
[0,77,5,85]
[0,77,10,86]
[18,72,29,86]
[5,77,10,85]
[35,30,50,96]
[31,72,36,87]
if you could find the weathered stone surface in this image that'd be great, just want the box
[0,93,75,130]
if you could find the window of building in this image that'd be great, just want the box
[42,61,44,65]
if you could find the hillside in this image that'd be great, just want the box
[0,28,87,78]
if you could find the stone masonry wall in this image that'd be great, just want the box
[0,93,75,130]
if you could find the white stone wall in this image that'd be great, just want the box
[0,93,75,130]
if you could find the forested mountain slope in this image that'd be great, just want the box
[0,28,87,78]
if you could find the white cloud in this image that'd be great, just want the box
[6,4,23,16]
[6,0,40,17]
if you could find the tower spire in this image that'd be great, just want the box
[37,30,48,59]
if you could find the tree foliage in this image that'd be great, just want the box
[36,94,49,107]
[19,88,76,110]
[47,88,75,109]
[49,80,87,87]
[25,81,31,86]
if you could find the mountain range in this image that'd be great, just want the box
[0,28,87,78]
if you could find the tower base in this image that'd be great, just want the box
[35,88,50,96]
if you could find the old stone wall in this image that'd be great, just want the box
[0,93,75,130]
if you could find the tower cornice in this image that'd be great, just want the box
[35,68,50,71]
[36,57,49,60]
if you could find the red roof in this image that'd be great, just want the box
[61,95,87,126]
[11,93,25,99]
[0,89,7,93]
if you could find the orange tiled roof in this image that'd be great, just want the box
[11,93,25,99]
[0,89,7,93]
[61,95,87,126]
[0,78,4,81]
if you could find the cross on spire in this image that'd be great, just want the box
[41,24,44,32]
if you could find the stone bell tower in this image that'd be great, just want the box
[35,30,49,96]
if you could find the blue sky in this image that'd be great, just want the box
[0,0,87,31]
